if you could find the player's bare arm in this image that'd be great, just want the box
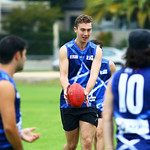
[0,80,23,150]
[85,46,102,104]
[85,46,102,93]
[102,79,114,150]
[59,45,70,104]
[109,61,116,76]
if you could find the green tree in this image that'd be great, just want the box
[84,0,114,23]
[84,0,150,28]
[2,2,63,33]
[122,0,150,28]
[2,2,63,55]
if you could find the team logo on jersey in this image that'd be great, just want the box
[86,55,93,60]
[70,55,78,59]
[100,69,108,75]
[16,92,20,98]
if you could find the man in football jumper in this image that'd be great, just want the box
[0,36,40,150]
[103,29,150,150]
[59,14,102,150]
[90,40,116,150]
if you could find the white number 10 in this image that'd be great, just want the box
[118,73,144,114]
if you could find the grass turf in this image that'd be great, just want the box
[16,79,66,150]
[16,79,116,150]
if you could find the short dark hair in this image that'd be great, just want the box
[0,35,27,64]
[90,40,103,48]
[74,14,93,28]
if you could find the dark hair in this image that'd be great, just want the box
[124,47,150,68]
[0,35,27,64]
[74,14,93,28]
[90,40,103,48]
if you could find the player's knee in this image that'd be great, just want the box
[82,137,92,149]
[65,143,78,150]
[97,129,103,140]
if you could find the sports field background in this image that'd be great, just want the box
[16,77,116,150]
[17,79,63,150]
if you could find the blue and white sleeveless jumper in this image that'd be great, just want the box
[60,39,99,108]
[112,67,150,150]
[94,58,111,112]
[0,70,22,149]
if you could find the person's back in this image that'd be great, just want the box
[112,67,150,149]
[103,29,150,150]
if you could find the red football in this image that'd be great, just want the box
[68,83,85,108]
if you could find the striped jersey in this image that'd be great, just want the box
[112,67,150,150]
[89,58,111,112]
[60,39,98,108]
[0,70,22,149]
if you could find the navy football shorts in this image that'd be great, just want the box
[60,107,98,131]
[1,147,13,150]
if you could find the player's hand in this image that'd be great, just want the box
[21,127,40,143]
[64,84,70,106]
[84,90,89,107]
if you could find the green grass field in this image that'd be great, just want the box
[16,79,116,150]
[16,79,83,150]
[16,79,64,150]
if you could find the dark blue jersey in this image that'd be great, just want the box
[60,39,98,108]
[99,58,111,81]
[112,67,150,150]
[89,58,111,112]
[0,70,22,149]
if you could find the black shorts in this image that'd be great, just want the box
[98,111,102,118]
[60,107,98,131]
[1,147,13,150]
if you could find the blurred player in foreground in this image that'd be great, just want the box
[0,36,40,150]
[90,40,116,150]
[103,29,150,150]
[59,14,102,150]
